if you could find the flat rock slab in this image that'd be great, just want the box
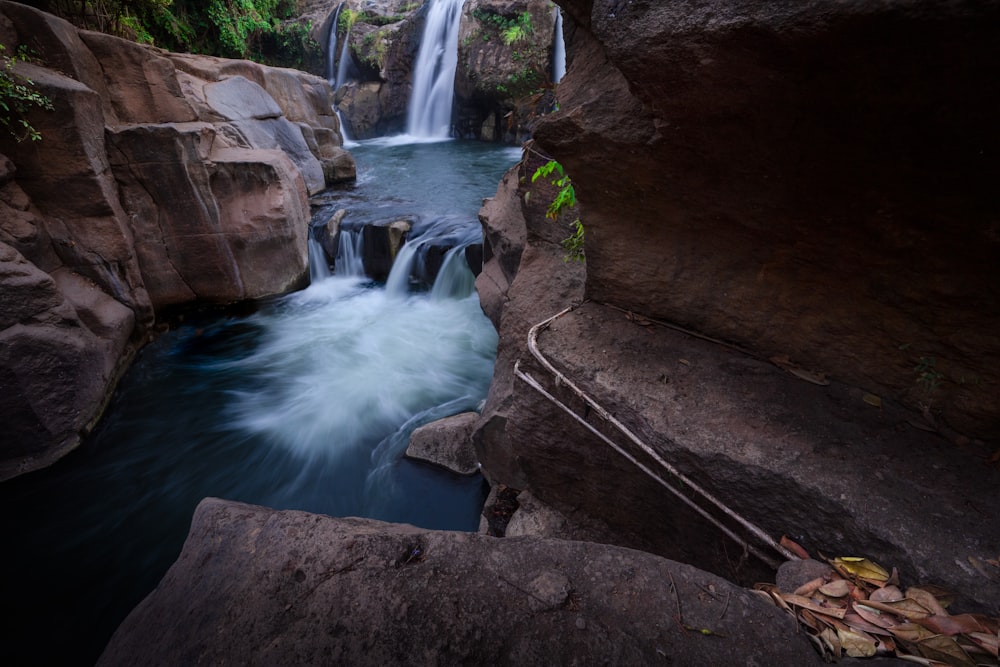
[98,498,825,666]
[406,411,480,475]
[526,301,1000,612]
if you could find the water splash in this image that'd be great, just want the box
[334,228,366,277]
[430,245,476,300]
[407,0,465,138]
[308,237,332,282]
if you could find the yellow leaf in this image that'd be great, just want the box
[863,393,882,407]
[833,557,890,582]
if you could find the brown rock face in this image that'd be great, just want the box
[0,1,354,478]
[536,0,1000,438]
[472,1,1000,615]
[98,498,824,666]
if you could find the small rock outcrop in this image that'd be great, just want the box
[405,411,480,474]
[98,497,825,666]
[0,1,355,479]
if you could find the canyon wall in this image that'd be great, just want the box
[0,1,354,480]
[473,0,1000,612]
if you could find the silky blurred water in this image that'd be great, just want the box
[0,139,520,666]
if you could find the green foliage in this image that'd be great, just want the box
[532,160,584,262]
[0,44,54,142]
[339,8,361,33]
[501,12,533,46]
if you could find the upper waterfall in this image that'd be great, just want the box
[552,8,566,83]
[406,0,466,139]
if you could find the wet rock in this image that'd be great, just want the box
[776,559,835,595]
[406,412,480,475]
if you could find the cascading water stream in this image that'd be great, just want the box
[334,228,366,277]
[2,137,521,667]
[326,2,344,85]
[552,8,566,83]
[308,236,332,281]
[406,0,466,138]
[336,34,353,90]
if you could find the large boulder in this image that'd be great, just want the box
[98,498,825,666]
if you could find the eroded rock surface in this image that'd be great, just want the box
[98,497,825,666]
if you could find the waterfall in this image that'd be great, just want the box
[336,33,353,89]
[552,8,566,83]
[334,228,366,277]
[430,246,475,300]
[308,238,332,282]
[384,241,421,296]
[407,0,465,138]
[327,3,344,85]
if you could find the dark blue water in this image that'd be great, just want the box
[0,139,520,666]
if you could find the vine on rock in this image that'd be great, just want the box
[0,44,53,142]
[532,159,584,262]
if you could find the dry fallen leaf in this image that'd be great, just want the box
[819,579,853,598]
[870,584,904,602]
[836,627,878,658]
[862,393,882,408]
[852,603,898,630]
[966,631,999,657]
[887,622,938,643]
[864,597,933,620]
[915,634,978,667]
[832,556,890,582]
[782,593,848,619]
[780,534,810,560]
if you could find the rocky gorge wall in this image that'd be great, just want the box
[472,0,1000,613]
[0,0,355,480]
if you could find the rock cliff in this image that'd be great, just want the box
[0,1,355,480]
[472,0,1000,614]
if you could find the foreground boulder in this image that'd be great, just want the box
[98,498,824,666]
[0,0,354,479]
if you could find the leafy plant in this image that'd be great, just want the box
[339,8,361,33]
[532,159,584,262]
[0,44,53,142]
[501,11,533,46]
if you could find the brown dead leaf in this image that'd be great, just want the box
[818,627,842,660]
[917,613,1000,637]
[820,579,853,598]
[842,611,894,636]
[780,534,810,560]
[832,556,890,583]
[869,585,904,602]
[864,597,933,620]
[852,603,898,630]
[915,634,977,667]
[913,584,956,609]
[782,593,848,619]
[837,627,878,658]
[793,576,826,597]
[906,587,949,616]
[888,622,938,643]
[966,631,999,658]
